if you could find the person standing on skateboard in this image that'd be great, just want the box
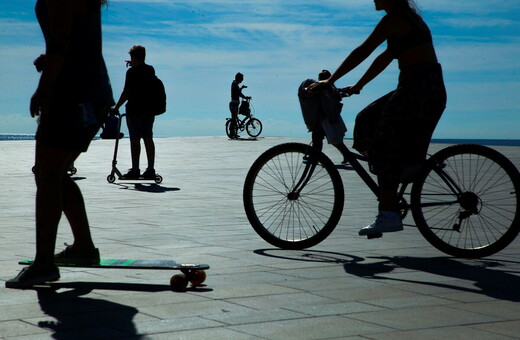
[6,0,114,288]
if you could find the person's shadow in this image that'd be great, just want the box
[35,287,144,339]
[344,256,520,302]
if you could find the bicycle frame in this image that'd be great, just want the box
[299,143,466,216]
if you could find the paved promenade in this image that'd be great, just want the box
[1,136,520,339]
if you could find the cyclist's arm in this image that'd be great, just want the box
[329,17,392,85]
[350,49,393,93]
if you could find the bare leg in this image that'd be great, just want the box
[378,177,399,212]
[129,137,141,170]
[62,154,96,252]
[143,136,155,170]
[32,143,76,268]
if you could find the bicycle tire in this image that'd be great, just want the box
[225,119,238,139]
[246,118,263,137]
[411,144,520,258]
[243,143,344,249]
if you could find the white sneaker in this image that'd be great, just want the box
[359,214,403,236]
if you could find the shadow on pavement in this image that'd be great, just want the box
[35,287,143,339]
[344,256,520,302]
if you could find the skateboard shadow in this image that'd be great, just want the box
[344,256,520,302]
[49,281,212,293]
[34,286,144,339]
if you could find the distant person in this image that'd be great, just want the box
[113,45,157,179]
[308,0,446,236]
[229,72,251,139]
[6,0,114,288]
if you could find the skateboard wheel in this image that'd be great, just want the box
[367,233,383,239]
[170,273,188,292]
[107,174,116,183]
[190,270,206,286]
[155,175,163,184]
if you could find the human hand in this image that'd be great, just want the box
[30,89,49,118]
[306,79,329,93]
[340,84,362,97]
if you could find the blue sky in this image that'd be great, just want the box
[1,0,519,138]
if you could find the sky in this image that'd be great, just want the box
[1,0,519,139]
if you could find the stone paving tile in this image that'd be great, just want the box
[347,305,502,331]
[367,326,516,340]
[229,315,393,340]
[471,320,520,339]
[1,137,520,339]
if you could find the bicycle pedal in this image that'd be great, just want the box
[367,233,383,239]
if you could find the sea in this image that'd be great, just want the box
[1,134,519,147]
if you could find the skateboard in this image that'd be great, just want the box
[19,259,209,292]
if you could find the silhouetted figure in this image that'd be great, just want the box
[229,72,251,139]
[308,0,446,236]
[6,0,114,288]
[113,45,158,179]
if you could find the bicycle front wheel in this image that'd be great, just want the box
[246,118,263,137]
[411,144,520,258]
[243,143,344,249]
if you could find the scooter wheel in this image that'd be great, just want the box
[107,174,116,183]
[155,175,163,184]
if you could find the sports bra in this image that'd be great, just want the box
[385,12,433,59]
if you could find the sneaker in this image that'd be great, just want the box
[122,168,140,179]
[359,214,403,236]
[54,244,100,265]
[5,265,60,289]
[142,168,156,179]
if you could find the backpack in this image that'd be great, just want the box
[148,75,167,115]
[238,100,250,116]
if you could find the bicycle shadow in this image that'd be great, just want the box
[344,256,520,302]
[228,137,259,141]
[254,249,520,302]
[114,183,180,193]
[33,286,144,339]
[253,248,364,264]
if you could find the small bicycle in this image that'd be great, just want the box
[226,98,263,138]
[243,108,520,259]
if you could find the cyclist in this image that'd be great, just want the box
[229,72,251,139]
[308,0,446,236]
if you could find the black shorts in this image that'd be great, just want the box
[36,101,107,152]
[126,113,155,139]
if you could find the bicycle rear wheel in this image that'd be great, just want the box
[246,118,263,137]
[411,144,520,258]
[243,143,344,249]
[225,119,237,138]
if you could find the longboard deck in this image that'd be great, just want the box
[19,259,209,271]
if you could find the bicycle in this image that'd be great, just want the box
[243,111,520,259]
[226,98,263,138]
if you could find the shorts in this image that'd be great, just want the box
[229,101,239,118]
[126,113,155,139]
[353,63,447,181]
[35,101,107,152]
